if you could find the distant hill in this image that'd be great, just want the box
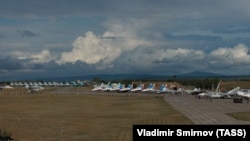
[178,71,225,77]
[6,71,250,82]
[41,74,173,82]
[42,72,226,82]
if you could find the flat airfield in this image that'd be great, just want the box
[0,88,192,141]
[1,87,250,141]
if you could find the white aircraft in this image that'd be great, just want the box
[25,84,44,92]
[119,84,132,92]
[101,82,112,91]
[173,87,185,94]
[109,83,122,91]
[236,89,250,99]
[219,87,240,98]
[0,85,14,90]
[155,84,166,94]
[92,82,111,91]
[229,89,250,103]
[185,87,201,95]
[208,80,240,98]
[130,84,143,92]
[197,81,240,99]
[92,83,104,91]
[142,83,156,93]
[155,84,175,94]
[198,91,222,98]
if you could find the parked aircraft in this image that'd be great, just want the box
[197,80,240,99]
[219,87,240,98]
[229,89,250,103]
[142,83,156,93]
[25,84,44,92]
[198,91,222,98]
[173,87,185,94]
[155,84,175,94]
[119,84,132,92]
[109,83,122,91]
[101,83,113,91]
[70,81,80,87]
[0,85,14,90]
[207,81,239,98]
[130,84,143,92]
[64,82,71,87]
[236,89,250,99]
[185,87,201,95]
[92,82,111,91]
[92,83,104,91]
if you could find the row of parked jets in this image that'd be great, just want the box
[2,80,250,100]
[0,80,92,92]
[92,82,197,94]
[91,81,250,100]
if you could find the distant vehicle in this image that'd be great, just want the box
[233,97,243,103]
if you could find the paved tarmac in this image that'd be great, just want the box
[164,94,250,125]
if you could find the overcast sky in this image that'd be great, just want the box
[1,0,250,80]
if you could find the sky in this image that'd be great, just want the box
[1,0,250,81]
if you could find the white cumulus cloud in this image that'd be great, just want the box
[31,50,54,63]
[11,49,54,63]
[209,43,250,64]
[56,23,153,69]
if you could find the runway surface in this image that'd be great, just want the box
[164,94,250,125]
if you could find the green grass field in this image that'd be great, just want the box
[226,112,250,121]
[0,94,193,141]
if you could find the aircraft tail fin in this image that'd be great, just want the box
[216,80,222,92]
[227,87,240,94]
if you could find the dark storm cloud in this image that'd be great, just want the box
[165,33,222,41]
[0,57,24,70]
[0,56,63,71]
[0,0,247,19]
[0,51,96,73]
[17,30,39,37]
[212,26,250,34]
[0,0,128,17]
[1,0,250,80]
